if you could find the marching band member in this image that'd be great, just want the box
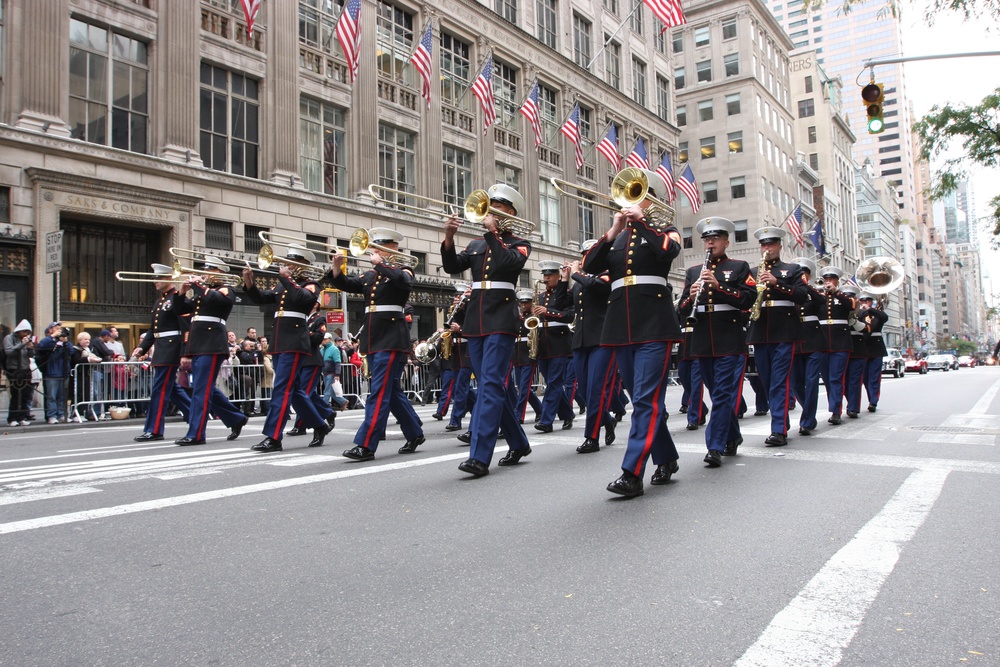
[816,266,856,425]
[332,229,425,460]
[242,246,331,451]
[860,292,889,412]
[512,289,543,423]
[746,227,809,447]
[444,285,475,435]
[790,258,823,436]
[582,169,682,498]
[287,301,338,437]
[442,184,532,477]
[172,256,248,446]
[532,260,575,433]
[568,241,617,453]
[132,263,191,441]
[842,283,868,417]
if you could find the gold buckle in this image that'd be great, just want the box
[623,275,637,287]
[368,305,377,312]
[276,309,285,316]
[481,281,491,289]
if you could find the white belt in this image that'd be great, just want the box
[610,275,668,290]
[696,304,738,313]
[193,316,226,324]
[871,332,882,337]
[365,305,405,314]
[762,300,794,308]
[517,337,529,343]
[821,319,849,325]
[801,315,819,322]
[154,330,181,338]
[545,322,571,328]
[851,331,864,337]
[274,311,308,319]
[471,281,516,291]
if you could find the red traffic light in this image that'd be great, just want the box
[861,83,883,104]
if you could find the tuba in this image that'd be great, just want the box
[855,256,904,294]
[414,293,469,364]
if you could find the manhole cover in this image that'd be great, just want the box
[908,425,985,434]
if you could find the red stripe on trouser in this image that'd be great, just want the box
[362,351,396,450]
[634,352,671,474]
[152,369,169,434]
[270,353,302,440]
[195,355,223,440]
[590,358,615,439]
[780,349,795,433]
[732,359,747,415]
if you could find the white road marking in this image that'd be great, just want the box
[917,433,996,446]
[969,377,1000,415]
[0,486,101,506]
[266,454,338,466]
[1,440,228,463]
[734,467,949,667]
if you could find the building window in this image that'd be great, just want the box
[537,0,557,48]
[804,75,813,93]
[703,181,718,203]
[700,136,716,159]
[495,0,517,23]
[807,125,817,144]
[724,53,739,77]
[722,18,737,40]
[300,97,347,196]
[656,75,671,121]
[672,31,683,53]
[797,98,815,118]
[733,219,748,243]
[603,0,618,14]
[630,0,644,34]
[496,164,521,195]
[69,18,149,153]
[696,60,712,83]
[244,224,268,255]
[298,0,340,54]
[577,195,596,242]
[676,104,687,127]
[440,32,472,111]
[726,93,741,115]
[578,105,592,144]
[682,227,693,249]
[728,131,743,154]
[697,100,714,121]
[377,123,416,201]
[605,38,621,90]
[539,83,558,144]
[0,2,4,79]
[494,59,519,127]
[376,1,416,87]
[205,219,233,251]
[443,145,473,208]
[632,58,647,106]
[0,186,9,223]
[200,63,259,178]
[694,26,710,47]
[730,176,746,199]
[678,141,688,163]
[809,152,819,170]
[539,178,561,245]
[573,14,592,67]
[674,66,685,90]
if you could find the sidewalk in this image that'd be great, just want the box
[2,414,188,435]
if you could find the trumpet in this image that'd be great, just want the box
[257,231,346,275]
[348,228,420,269]
[551,167,676,226]
[368,184,535,237]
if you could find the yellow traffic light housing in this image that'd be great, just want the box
[861,82,885,134]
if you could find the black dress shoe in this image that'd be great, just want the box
[723,436,743,456]
[445,423,462,432]
[685,422,698,431]
[799,427,812,436]
[174,437,206,446]
[458,458,490,477]
[342,445,374,461]
[754,410,768,416]
[704,450,723,468]
[287,426,307,437]
[614,411,625,422]
[432,412,444,420]
[846,411,859,419]
[134,432,163,442]
[398,435,426,453]
[678,405,688,414]
[308,423,332,447]
[576,438,600,453]
[561,418,574,430]
[456,431,472,444]
[650,460,679,485]
[251,438,283,452]
[498,446,531,466]
[607,472,644,498]
[867,404,877,413]
[699,415,707,425]
[604,421,616,446]
[534,423,553,433]
[227,417,249,441]
[326,412,337,428]
[764,432,788,447]
[578,405,586,415]
[828,414,842,425]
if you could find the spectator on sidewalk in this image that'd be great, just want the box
[70,332,104,422]
[3,319,36,426]
[36,322,73,423]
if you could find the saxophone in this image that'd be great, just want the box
[440,292,468,360]
[525,280,545,360]
[748,252,768,322]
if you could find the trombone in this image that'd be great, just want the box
[367,184,535,237]
[348,228,420,269]
[550,167,676,225]
[115,270,185,284]
[256,231,332,279]
[167,248,252,286]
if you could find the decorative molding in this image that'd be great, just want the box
[25,168,204,213]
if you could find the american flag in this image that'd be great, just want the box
[336,0,363,84]
[643,0,687,31]
[625,137,650,169]
[471,54,497,135]
[240,0,261,37]
[783,203,805,248]
[675,164,700,214]
[410,23,434,110]
[655,152,676,204]
[597,124,621,170]
[559,103,585,170]
[519,81,543,149]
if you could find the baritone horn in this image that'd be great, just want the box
[367,184,535,236]
[855,256,904,295]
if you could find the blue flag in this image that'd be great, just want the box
[807,217,826,258]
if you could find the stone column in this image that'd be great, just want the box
[157,2,202,164]
[266,0,302,187]
[350,0,381,200]
[13,0,72,136]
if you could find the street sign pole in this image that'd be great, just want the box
[45,231,64,322]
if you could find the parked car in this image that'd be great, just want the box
[905,356,929,374]
[926,354,952,371]
[882,348,905,377]
[958,355,977,368]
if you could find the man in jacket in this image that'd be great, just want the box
[3,319,36,426]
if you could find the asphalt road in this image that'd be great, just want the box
[2,367,999,666]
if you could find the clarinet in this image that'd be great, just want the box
[686,248,713,326]
[748,252,768,322]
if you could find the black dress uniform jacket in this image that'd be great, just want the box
[138,287,187,365]
[440,230,531,336]
[797,283,826,355]
[570,271,611,350]
[862,307,889,357]
[173,283,235,356]
[582,215,683,345]
[512,315,533,366]
[676,256,756,357]
[330,264,413,355]
[244,275,319,355]
[747,260,809,344]
[537,281,574,359]
[817,289,856,352]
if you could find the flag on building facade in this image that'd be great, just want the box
[597,124,621,170]
[783,203,805,248]
[240,0,261,37]
[643,0,687,31]
[675,164,700,214]
[519,81,544,149]
[625,137,650,169]
[655,152,676,204]
[336,0,363,84]
[471,54,497,135]
[409,23,434,110]
[807,217,826,258]
[559,103,585,170]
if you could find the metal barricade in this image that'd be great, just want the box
[70,361,156,421]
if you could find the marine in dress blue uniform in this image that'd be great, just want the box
[841,283,868,417]
[288,302,338,438]
[510,289,543,423]
[441,184,532,477]
[816,266,856,425]
[746,227,810,447]
[582,169,682,498]
[676,218,757,466]
[788,258,824,436]
[532,260,575,433]
[133,263,192,442]
[445,286,476,433]
[172,256,248,445]
[860,292,889,412]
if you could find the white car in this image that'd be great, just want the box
[925,354,952,371]
[881,348,905,378]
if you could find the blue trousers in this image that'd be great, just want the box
[615,342,679,477]
[686,358,708,427]
[610,373,629,414]
[43,377,67,421]
[389,378,423,441]
[864,356,883,406]
[573,346,617,440]
[538,355,570,426]
[846,357,867,413]
[753,342,795,435]
[448,367,475,428]
[354,350,408,451]
[564,361,584,409]
[143,364,191,435]
[263,352,326,440]
[513,363,543,421]
[437,368,456,416]
[294,365,333,429]
[467,335,529,464]
[747,373,769,412]
[699,354,745,452]
[792,352,822,431]
[183,355,245,441]
[821,351,849,416]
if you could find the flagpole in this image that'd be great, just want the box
[406,21,430,61]
[454,49,492,108]
[502,77,539,130]
[585,1,643,71]
[582,119,614,168]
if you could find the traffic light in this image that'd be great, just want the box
[861,82,885,134]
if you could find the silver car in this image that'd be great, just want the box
[925,354,952,371]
